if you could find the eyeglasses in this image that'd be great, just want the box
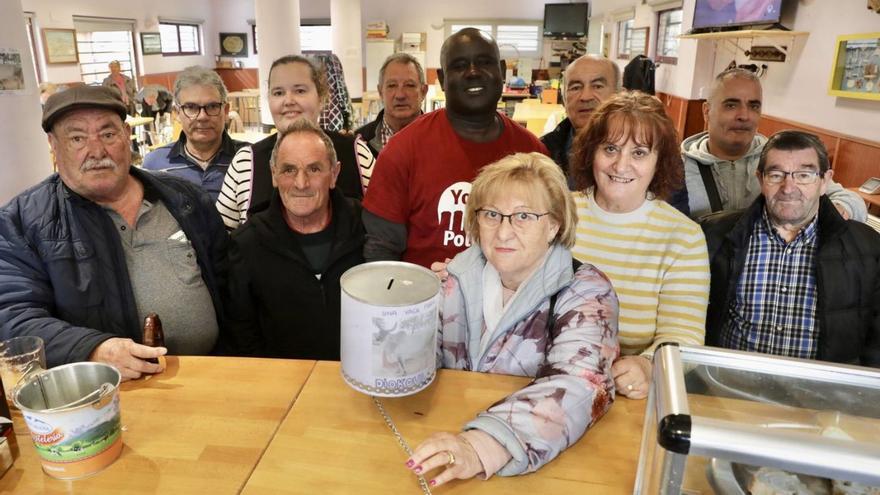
[762,170,824,185]
[178,102,224,119]
[475,208,550,230]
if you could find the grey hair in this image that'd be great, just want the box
[707,67,761,104]
[563,55,622,92]
[378,53,426,87]
[269,117,337,171]
[173,65,229,104]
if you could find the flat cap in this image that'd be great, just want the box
[41,85,128,132]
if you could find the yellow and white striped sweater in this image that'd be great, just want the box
[572,191,709,357]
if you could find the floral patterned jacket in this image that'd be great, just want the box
[440,243,620,476]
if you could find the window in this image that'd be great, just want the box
[73,18,137,85]
[251,20,332,54]
[617,20,648,60]
[656,8,682,64]
[617,19,634,59]
[160,22,200,55]
[446,20,542,58]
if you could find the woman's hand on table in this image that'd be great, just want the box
[612,355,652,400]
[430,258,452,282]
[89,337,166,381]
[407,432,483,488]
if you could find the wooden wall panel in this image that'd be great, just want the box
[214,68,259,91]
[138,69,259,93]
[832,140,880,187]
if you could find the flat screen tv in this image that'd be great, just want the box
[544,2,589,38]
[692,0,784,30]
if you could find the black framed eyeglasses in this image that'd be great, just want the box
[178,102,224,119]
[762,170,824,185]
[475,208,551,230]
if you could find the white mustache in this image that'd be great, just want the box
[81,158,117,172]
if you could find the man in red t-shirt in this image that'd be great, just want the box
[362,28,548,268]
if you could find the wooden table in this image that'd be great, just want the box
[242,361,647,494]
[0,357,315,494]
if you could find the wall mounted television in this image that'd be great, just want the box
[544,2,589,38]
[692,0,785,31]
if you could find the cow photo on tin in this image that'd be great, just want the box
[371,310,435,378]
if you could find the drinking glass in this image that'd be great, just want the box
[0,336,46,402]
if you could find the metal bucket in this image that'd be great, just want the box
[13,362,123,479]
[340,261,440,397]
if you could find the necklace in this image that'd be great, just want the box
[372,396,433,495]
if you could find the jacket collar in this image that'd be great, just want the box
[250,187,361,266]
[168,131,240,162]
[729,194,847,248]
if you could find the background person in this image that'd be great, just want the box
[143,66,246,201]
[216,55,366,231]
[407,153,618,486]
[102,60,136,115]
[356,52,428,158]
[683,68,866,221]
[570,91,710,399]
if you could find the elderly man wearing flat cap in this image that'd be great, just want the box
[0,85,227,380]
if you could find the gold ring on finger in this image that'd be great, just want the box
[446,450,455,466]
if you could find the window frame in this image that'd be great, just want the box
[655,7,683,65]
[159,21,201,56]
[617,18,634,60]
[444,19,543,59]
[250,19,332,55]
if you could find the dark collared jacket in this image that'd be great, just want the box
[224,188,365,360]
[0,168,228,367]
[702,195,880,367]
[355,109,386,157]
[142,131,246,201]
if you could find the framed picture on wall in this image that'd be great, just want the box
[828,32,880,101]
[220,33,248,57]
[42,28,78,64]
[140,32,162,55]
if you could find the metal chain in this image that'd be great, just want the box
[372,396,433,495]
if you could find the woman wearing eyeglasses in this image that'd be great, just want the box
[407,152,619,487]
[570,91,710,400]
[215,55,368,231]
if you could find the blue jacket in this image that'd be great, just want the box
[142,131,245,201]
[0,168,228,367]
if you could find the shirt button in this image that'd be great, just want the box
[780,287,787,293]
[776,325,783,331]
[120,225,126,231]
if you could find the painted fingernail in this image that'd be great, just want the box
[414,466,422,474]
[429,480,437,487]
[405,459,414,468]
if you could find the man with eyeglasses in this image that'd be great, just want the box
[143,66,246,201]
[683,68,866,222]
[0,85,228,378]
[702,130,880,367]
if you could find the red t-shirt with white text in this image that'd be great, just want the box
[363,109,548,268]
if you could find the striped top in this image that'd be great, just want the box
[215,144,255,230]
[572,190,710,357]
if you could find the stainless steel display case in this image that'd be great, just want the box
[634,344,880,494]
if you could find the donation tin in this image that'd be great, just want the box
[340,261,440,397]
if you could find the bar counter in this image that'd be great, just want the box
[0,358,647,494]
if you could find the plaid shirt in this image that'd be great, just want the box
[720,209,820,359]
[376,117,395,149]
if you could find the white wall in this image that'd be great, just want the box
[22,0,215,82]
[0,0,53,204]
[705,0,880,142]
